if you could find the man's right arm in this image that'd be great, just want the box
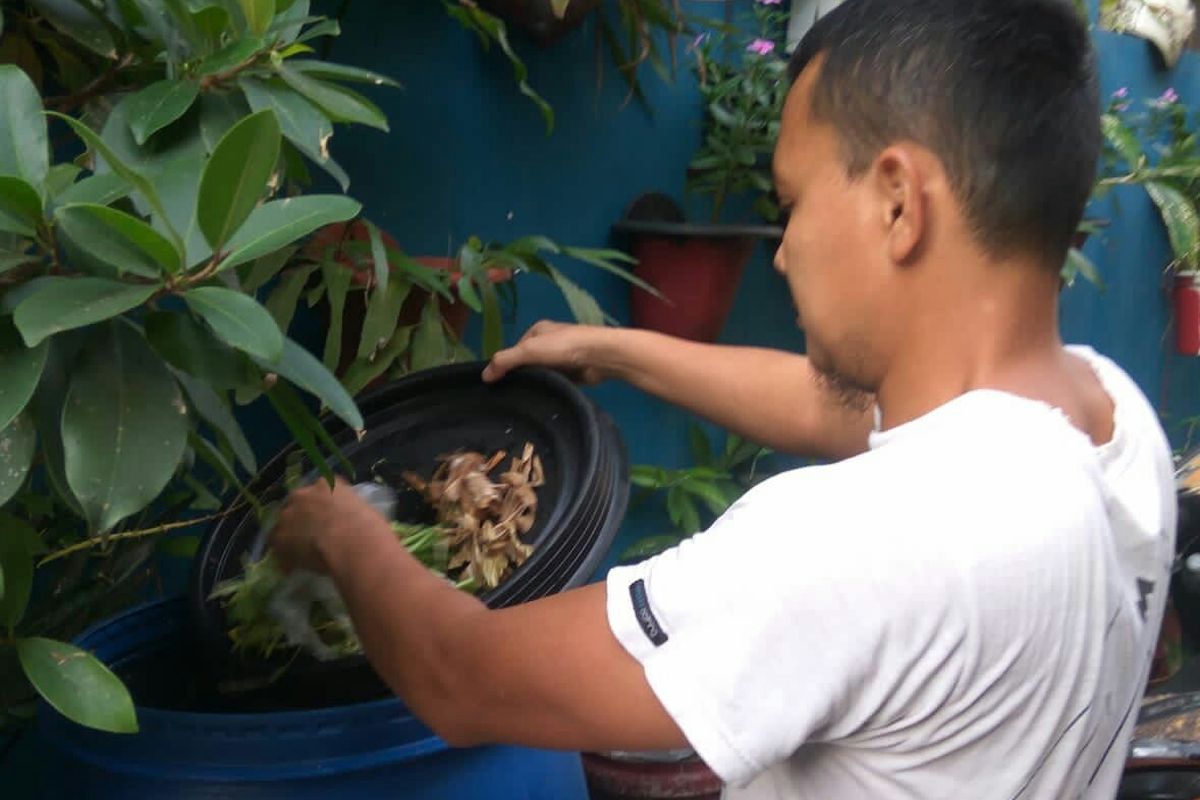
[483,322,874,461]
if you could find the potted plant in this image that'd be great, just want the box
[583,426,771,800]
[615,0,788,342]
[1094,86,1200,354]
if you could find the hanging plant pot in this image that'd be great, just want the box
[476,0,603,44]
[612,193,782,343]
[582,749,723,800]
[1173,272,1200,356]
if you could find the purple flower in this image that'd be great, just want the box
[746,38,776,55]
[1111,87,1129,99]
[757,0,784,5]
[1113,102,1130,112]
[691,32,709,49]
[1160,87,1180,105]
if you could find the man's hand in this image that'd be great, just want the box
[270,477,389,574]
[482,321,616,385]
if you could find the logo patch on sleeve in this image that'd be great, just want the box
[629,579,668,646]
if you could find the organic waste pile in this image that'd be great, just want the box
[213,444,544,661]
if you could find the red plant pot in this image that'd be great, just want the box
[614,219,782,343]
[1174,273,1200,356]
[582,751,723,800]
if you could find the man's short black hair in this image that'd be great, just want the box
[789,0,1099,266]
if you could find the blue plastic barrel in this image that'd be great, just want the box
[37,598,588,799]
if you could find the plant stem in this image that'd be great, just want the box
[44,53,136,113]
[37,505,244,568]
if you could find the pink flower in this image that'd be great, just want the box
[1111,87,1129,99]
[757,0,784,5]
[691,32,709,49]
[1160,87,1180,104]
[746,38,776,55]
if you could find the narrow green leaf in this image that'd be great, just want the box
[296,18,340,42]
[17,638,138,734]
[13,278,158,347]
[357,278,409,360]
[288,59,400,88]
[0,513,34,626]
[184,286,284,363]
[1147,181,1200,270]
[1101,113,1143,168]
[365,219,388,292]
[619,534,680,563]
[197,109,281,250]
[48,113,182,252]
[0,65,48,196]
[219,195,361,270]
[192,5,231,48]
[1062,247,1104,289]
[277,64,389,131]
[342,325,411,396]
[680,476,732,517]
[457,276,482,312]
[55,203,183,277]
[239,77,349,191]
[195,36,266,76]
[0,411,35,508]
[265,382,334,485]
[175,373,256,473]
[55,172,130,208]
[126,80,201,146]
[320,258,352,371]
[62,322,189,533]
[189,431,261,513]
[0,177,42,237]
[265,262,318,333]
[44,164,81,199]
[561,245,658,295]
[688,425,713,465]
[239,0,275,35]
[480,278,503,359]
[255,337,363,430]
[410,295,448,373]
[242,245,298,293]
[549,266,607,325]
[0,320,46,441]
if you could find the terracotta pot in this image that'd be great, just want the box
[582,751,723,800]
[1173,273,1200,356]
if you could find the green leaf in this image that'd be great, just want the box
[357,278,409,360]
[189,431,261,513]
[342,324,411,396]
[28,332,83,515]
[219,195,361,270]
[1101,113,1143,168]
[560,245,658,296]
[1147,181,1200,270]
[296,18,339,42]
[410,295,449,373]
[175,373,256,473]
[197,91,250,153]
[144,310,257,392]
[288,59,400,88]
[1062,247,1104,289]
[242,245,297,293]
[265,382,334,485]
[549,266,607,326]
[239,77,349,190]
[0,411,35,508]
[0,513,34,627]
[0,177,43,237]
[55,203,183,277]
[197,109,281,250]
[25,1,117,57]
[17,637,138,734]
[0,65,48,196]
[184,286,284,362]
[125,80,201,146]
[55,172,130,208]
[480,278,503,359]
[239,0,275,35]
[195,36,266,76]
[277,64,389,131]
[265,262,319,332]
[0,319,48,431]
[48,113,182,252]
[365,219,388,292]
[320,258,352,371]
[256,337,363,430]
[619,534,680,563]
[680,476,732,517]
[688,425,713,465]
[192,4,231,48]
[13,278,158,347]
[63,322,189,533]
[44,164,81,199]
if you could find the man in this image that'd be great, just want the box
[271,0,1177,796]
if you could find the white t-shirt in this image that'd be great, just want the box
[607,346,1176,800]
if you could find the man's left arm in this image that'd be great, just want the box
[272,479,688,753]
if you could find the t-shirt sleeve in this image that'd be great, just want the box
[606,467,960,786]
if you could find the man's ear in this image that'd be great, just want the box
[871,145,926,264]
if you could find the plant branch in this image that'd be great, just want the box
[44,53,135,113]
[37,505,244,568]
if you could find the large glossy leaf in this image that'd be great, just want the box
[288,59,400,88]
[1147,181,1200,270]
[17,637,138,734]
[255,337,363,430]
[0,176,42,237]
[197,110,281,250]
[219,195,361,270]
[197,91,251,154]
[55,172,130,208]
[28,333,83,514]
[175,372,256,473]
[25,0,117,57]
[239,0,275,34]
[0,411,35,508]
[277,64,389,131]
[62,322,188,533]
[144,310,258,391]
[144,155,209,270]
[13,278,158,347]
[55,204,183,277]
[184,286,284,362]
[0,513,34,627]
[0,65,48,195]
[126,79,201,146]
[49,113,182,251]
[239,77,349,190]
[43,164,81,199]
[0,319,47,431]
